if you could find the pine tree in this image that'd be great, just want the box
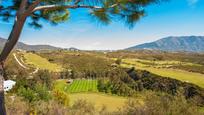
[0,0,163,114]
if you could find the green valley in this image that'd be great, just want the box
[121,58,204,88]
[4,50,204,115]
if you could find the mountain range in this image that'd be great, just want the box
[126,36,204,52]
[1,36,204,52]
[0,37,61,51]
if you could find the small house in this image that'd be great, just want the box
[66,79,73,84]
[4,80,16,92]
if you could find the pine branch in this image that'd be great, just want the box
[27,0,41,12]
[74,0,81,5]
[32,3,118,12]
[33,5,101,12]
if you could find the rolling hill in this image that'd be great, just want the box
[126,36,204,52]
[0,37,61,51]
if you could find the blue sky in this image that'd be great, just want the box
[1,0,204,50]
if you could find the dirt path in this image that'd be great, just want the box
[13,53,39,74]
[13,53,28,69]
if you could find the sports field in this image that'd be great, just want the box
[54,79,98,93]
[54,79,127,111]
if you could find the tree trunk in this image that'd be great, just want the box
[0,16,27,62]
[0,15,27,115]
[0,63,6,115]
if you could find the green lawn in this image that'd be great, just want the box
[69,93,127,112]
[23,52,63,72]
[54,79,128,111]
[54,79,98,93]
[122,59,204,88]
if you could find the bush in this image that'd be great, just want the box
[17,84,51,103]
[17,86,37,103]
[53,90,69,106]
[35,84,51,101]
[116,92,203,115]
[6,96,29,115]
[34,99,100,115]
[69,100,96,115]
[115,58,122,65]
[34,100,69,115]
[34,70,53,89]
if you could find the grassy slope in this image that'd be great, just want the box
[122,59,204,88]
[55,79,127,111]
[54,79,98,93]
[69,93,127,111]
[23,52,63,72]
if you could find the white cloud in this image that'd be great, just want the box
[187,0,199,6]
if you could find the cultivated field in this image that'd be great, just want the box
[23,52,63,72]
[122,59,204,88]
[54,79,98,93]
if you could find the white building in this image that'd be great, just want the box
[4,80,16,92]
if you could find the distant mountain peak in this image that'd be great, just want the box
[126,36,204,52]
[0,37,61,51]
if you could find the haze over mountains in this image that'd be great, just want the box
[1,36,204,52]
[0,37,61,51]
[126,36,204,52]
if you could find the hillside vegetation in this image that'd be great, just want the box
[108,51,204,73]
[121,58,204,88]
[4,50,204,114]
[23,52,63,72]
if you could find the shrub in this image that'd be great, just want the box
[35,84,51,101]
[34,100,68,115]
[17,86,37,103]
[34,70,53,89]
[6,96,29,115]
[17,84,51,103]
[70,100,96,115]
[116,92,203,115]
[53,90,69,106]
[115,58,122,65]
